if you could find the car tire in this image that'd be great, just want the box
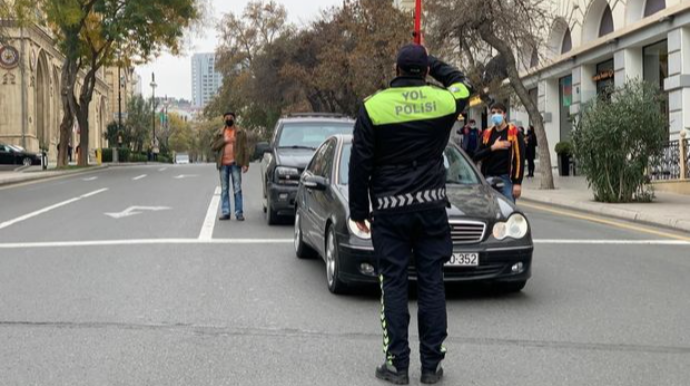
[266,191,280,225]
[325,225,348,295]
[262,180,268,214]
[495,280,527,293]
[294,210,316,259]
[22,157,32,167]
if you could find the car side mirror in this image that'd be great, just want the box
[303,175,328,191]
[255,142,270,156]
[486,177,505,192]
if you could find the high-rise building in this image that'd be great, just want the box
[191,53,223,108]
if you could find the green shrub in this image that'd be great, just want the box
[101,148,113,163]
[572,80,667,203]
[555,141,573,156]
[119,148,131,162]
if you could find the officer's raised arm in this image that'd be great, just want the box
[428,56,472,113]
[349,104,376,224]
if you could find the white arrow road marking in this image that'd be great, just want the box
[132,174,147,181]
[174,174,199,180]
[199,187,222,240]
[82,176,98,182]
[104,206,171,219]
[0,188,109,231]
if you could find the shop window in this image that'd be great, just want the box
[594,59,615,100]
[645,0,666,17]
[599,6,614,37]
[559,75,573,141]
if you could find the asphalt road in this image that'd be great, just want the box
[0,163,689,386]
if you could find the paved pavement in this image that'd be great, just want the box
[0,163,689,385]
[522,174,690,233]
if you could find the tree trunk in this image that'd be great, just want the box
[57,57,79,168]
[77,106,90,166]
[478,25,555,189]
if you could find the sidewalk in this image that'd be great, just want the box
[0,165,108,187]
[521,174,690,233]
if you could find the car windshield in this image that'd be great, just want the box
[8,145,23,152]
[444,146,481,185]
[338,144,480,186]
[277,123,353,149]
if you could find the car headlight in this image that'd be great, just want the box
[492,214,529,240]
[275,166,300,184]
[348,219,372,240]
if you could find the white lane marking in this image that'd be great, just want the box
[0,239,688,250]
[0,188,109,231]
[82,176,98,182]
[174,174,199,180]
[158,168,168,172]
[132,174,147,181]
[199,186,222,240]
[0,239,294,249]
[105,206,172,219]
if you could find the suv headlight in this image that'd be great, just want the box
[275,166,300,184]
[348,219,372,240]
[492,214,529,240]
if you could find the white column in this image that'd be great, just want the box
[571,65,597,117]
[665,27,690,139]
[539,79,560,168]
[614,47,643,88]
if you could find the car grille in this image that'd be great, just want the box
[449,221,486,244]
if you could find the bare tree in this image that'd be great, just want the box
[427,0,555,189]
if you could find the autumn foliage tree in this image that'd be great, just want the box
[426,0,556,189]
[44,0,202,167]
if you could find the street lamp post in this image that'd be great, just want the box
[150,73,158,160]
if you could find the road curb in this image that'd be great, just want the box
[0,165,110,188]
[521,193,690,234]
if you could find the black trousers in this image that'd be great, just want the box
[527,157,536,177]
[372,207,452,371]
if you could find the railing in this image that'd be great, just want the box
[649,140,681,181]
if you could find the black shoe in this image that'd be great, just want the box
[420,366,444,384]
[375,363,409,385]
[218,215,231,221]
[236,215,245,222]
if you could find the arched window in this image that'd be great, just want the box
[599,6,614,37]
[645,0,666,17]
[562,28,572,54]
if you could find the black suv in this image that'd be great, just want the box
[258,113,355,225]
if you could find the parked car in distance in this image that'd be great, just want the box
[294,134,534,294]
[0,143,41,167]
[175,153,190,164]
[258,113,355,225]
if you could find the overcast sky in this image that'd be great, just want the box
[136,0,343,100]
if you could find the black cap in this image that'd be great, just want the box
[396,45,428,76]
[224,112,236,118]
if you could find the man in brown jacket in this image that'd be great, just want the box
[211,112,250,221]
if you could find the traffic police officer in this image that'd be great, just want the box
[349,45,471,385]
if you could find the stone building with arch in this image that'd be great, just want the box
[0,22,110,165]
[494,0,690,168]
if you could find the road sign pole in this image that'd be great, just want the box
[414,0,423,45]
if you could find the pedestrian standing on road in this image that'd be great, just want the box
[473,103,525,202]
[211,112,250,222]
[525,125,538,178]
[349,44,472,385]
[460,119,480,158]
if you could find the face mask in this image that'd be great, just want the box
[491,114,504,126]
[226,119,234,127]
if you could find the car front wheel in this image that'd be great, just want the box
[325,226,347,294]
[294,210,316,259]
[266,189,280,225]
[22,157,32,167]
[495,280,527,293]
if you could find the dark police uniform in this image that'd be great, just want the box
[349,48,471,380]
